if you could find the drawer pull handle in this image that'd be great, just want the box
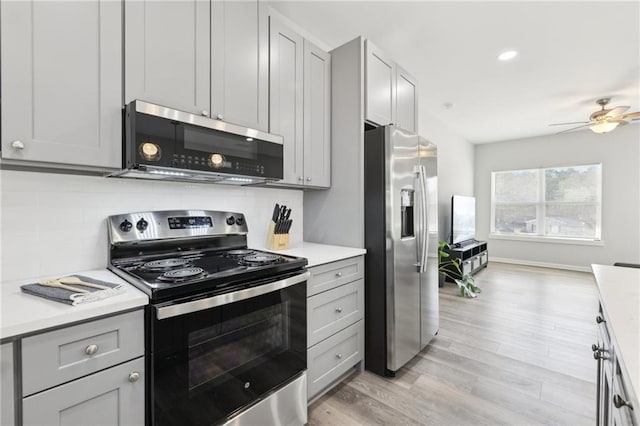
[335,353,342,360]
[335,272,343,278]
[128,371,140,383]
[85,344,99,356]
[11,140,25,150]
[335,307,343,313]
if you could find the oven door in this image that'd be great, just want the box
[148,271,308,426]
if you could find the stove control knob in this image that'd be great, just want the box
[226,216,236,226]
[235,216,245,226]
[120,220,133,232]
[136,218,149,231]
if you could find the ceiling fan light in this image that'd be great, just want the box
[590,121,619,134]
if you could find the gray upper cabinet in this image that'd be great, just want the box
[303,39,331,188]
[1,0,122,169]
[269,16,304,185]
[1,343,14,426]
[396,65,419,133]
[268,15,330,188]
[125,0,268,131]
[212,0,269,132]
[365,39,396,127]
[125,0,211,116]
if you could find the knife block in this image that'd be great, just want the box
[269,233,290,251]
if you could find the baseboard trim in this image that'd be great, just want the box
[490,257,592,273]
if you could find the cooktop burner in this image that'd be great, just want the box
[159,267,206,282]
[242,254,283,266]
[226,249,256,256]
[142,258,193,271]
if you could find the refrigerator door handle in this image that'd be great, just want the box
[418,165,429,273]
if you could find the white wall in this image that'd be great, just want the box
[420,114,475,243]
[474,124,640,270]
[0,170,303,282]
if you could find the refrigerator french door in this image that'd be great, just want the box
[364,125,439,376]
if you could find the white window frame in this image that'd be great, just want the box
[490,164,602,244]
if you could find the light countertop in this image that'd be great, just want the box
[591,264,640,410]
[1,269,148,340]
[264,241,366,267]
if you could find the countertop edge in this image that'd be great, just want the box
[261,242,366,267]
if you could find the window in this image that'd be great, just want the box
[491,164,602,240]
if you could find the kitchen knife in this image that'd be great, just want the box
[272,203,280,223]
[283,208,291,221]
[284,219,292,234]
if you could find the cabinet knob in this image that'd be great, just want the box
[84,344,99,356]
[592,343,602,352]
[613,394,632,409]
[298,176,304,181]
[201,110,209,117]
[335,307,343,313]
[596,315,605,324]
[306,177,312,182]
[11,140,24,150]
[335,272,343,278]
[216,113,224,120]
[335,353,342,360]
[128,371,140,383]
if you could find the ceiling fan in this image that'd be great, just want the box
[549,98,640,134]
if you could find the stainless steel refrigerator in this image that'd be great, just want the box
[364,125,439,376]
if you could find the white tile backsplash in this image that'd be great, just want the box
[0,170,303,282]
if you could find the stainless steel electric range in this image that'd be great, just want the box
[107,210,309,426]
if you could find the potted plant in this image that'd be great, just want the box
[438,241,481,298]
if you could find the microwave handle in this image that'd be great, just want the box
[155,271,310,320]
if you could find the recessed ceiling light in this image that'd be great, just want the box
[498,50,518,61]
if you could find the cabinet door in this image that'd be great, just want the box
[303,39,331,188]
[364,39,396,127]
[23,357,144,426]
[125,0,210,116]
[211,0,269,132]
[1,343,14,426]
[396,65,418,133]
[269,16,304,186]
[1,0,122,168]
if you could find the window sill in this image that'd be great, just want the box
[489,233,604,246]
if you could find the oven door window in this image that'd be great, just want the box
[149,281,306,426]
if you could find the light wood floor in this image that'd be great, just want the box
[308,262,599,425]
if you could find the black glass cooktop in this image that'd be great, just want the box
[109,248,307,302]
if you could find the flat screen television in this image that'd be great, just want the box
[451,195,476,245]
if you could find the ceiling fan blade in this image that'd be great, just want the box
[604,106,630,118]
[548,121,590,126]
[554,123,592,134]
[620,111,640,121]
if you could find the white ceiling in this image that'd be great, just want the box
[269,1,640,144]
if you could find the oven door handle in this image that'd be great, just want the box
[156,271,310,320]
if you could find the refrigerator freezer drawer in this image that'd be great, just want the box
[307,279,364,347]
[307,256,364,296]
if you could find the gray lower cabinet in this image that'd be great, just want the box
[1,342,15,426]
[268,15,331,188]
[125,0,268,132]
[20,310,145,425]
[23,357,144,426]
[307,256,364,401]
[1,0,122,169]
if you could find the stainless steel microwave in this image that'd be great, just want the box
[112,100,283,184]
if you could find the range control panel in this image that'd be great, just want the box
[108,210,248,245]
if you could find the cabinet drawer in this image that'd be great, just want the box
[307,320,363,399]
[23,357,144,426]
[307,256,364,296]
[308,279,363,347]
[22,310,144,396]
